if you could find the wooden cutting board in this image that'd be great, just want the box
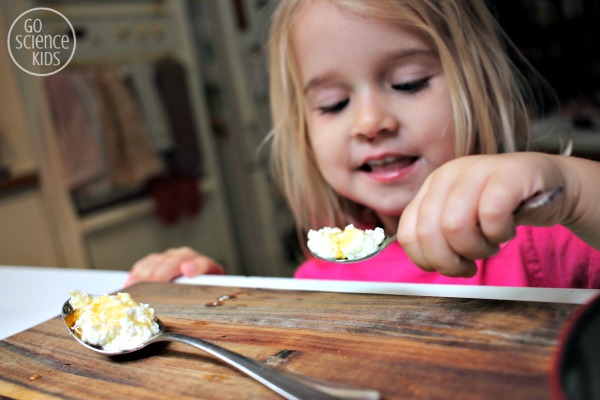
[0,282,579,399]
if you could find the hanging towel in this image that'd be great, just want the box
[129,63,174,153]
[94,67,164,188]
[154,58,203,176]
[69,70,114,199]
[44,72,105,190]
[148,173,204,225]
[150,58,205,224]
[69,70,110,177]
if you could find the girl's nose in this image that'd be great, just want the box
[352,92,399,140]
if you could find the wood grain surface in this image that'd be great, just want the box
[0,282,580,399]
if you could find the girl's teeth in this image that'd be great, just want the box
[362,156,417,172]
[367,156,401,168]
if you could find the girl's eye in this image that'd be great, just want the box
[391,77,430,93]
[318,98,349,114]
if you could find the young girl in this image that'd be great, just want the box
[126,0,600,288]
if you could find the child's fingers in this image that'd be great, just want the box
[402,219,478,277]
[148,247,194,281]
[414,218,479,278]
[398,176,448,273]
[127,247,202,286]
[127,252,168,286]
[440,178,501,261]
[476,179,524,244]
[399,178,477,277]
[181,255,225,277]
[398,178,434,271]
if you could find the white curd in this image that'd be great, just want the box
[68,290,159,352]
[307,224,385,260]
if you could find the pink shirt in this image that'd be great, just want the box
[295,225,600,288]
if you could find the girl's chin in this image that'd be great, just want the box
[373,208,404,219]
[365,199,411,218]
[332,181,417,215]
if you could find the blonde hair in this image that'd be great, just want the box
[268,0,535,233]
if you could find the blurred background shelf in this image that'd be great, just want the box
[0,0,297,276]
[79,177,216,235]
[0,170,38,196]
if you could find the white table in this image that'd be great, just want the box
[1,266,598,340]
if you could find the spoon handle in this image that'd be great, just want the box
[514,186,563,214]
[153,333,380,400]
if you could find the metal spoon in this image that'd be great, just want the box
[311,187,563,264]
[62,300,380,400]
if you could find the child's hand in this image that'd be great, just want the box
[125,247,225,286]
[397,153,573,277]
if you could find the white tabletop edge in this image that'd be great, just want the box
[176,275,599,304]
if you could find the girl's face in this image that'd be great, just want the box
[294,0,456,230]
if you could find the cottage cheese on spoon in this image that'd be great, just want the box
[68,290,159,352]
[307,224,385,260]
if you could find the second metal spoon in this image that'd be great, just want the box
[62,299,380,400]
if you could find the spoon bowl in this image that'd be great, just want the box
[62,299,380,400]
[310,187,563,264]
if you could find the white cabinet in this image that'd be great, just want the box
[0,179,60,267]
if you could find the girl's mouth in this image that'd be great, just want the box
[358,155,420,183]
[358,156,419,172]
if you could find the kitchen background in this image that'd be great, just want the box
[0,0,598,277]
